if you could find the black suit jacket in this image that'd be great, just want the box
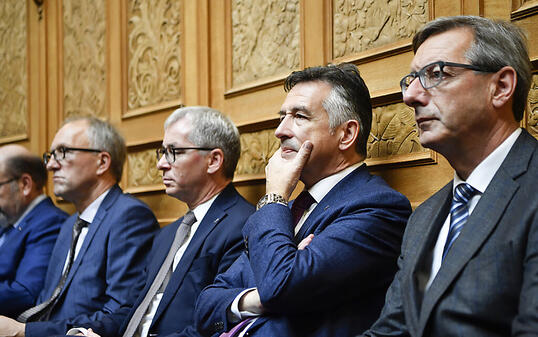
[363,130,538,336]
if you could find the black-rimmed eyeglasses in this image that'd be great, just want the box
[43,146,103,164]
[156,146,214,164]
[400,61,495,94]
[0,177,18,187]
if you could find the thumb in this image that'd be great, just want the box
[294,141,313,169]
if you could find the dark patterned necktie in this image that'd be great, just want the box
[18,217,89,322]
[291,190,316,226]
[442,183,479,260]
[122,211,197,337]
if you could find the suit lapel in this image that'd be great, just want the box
[417,131,534,335]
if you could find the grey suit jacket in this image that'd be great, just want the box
[362,129,538,337]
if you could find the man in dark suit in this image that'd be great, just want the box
[72,106,254,337]
[0,117,159,337]
[195,64,412,336]
[0,145,68,318]
[361,16,537,336]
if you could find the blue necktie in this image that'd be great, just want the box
[442,183,479,260]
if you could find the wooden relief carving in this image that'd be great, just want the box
[231,0,300,87]
[127,149,162,187]
[235,129,279,176]
[63,0,107,118]
[333,0,428,58]
[127,0,182,110]
[0,0,27,141]
[367,103,426,158]
[528,74,538,139]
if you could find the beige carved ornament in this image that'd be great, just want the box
[127,149,162,187]
[235,129,280,177]
[127,0,182,110]
[63,0,107,119]
[528,74,538,139]
[333,0,428,58]
[367,103,426,158]
[231,0,300,87]
[0,0,27,141]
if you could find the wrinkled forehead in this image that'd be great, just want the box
[51,120,90,149]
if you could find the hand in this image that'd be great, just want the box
[84,328,100,337]
[266,141,313,200]
[298,234,314,250]
[74,328,100,336]
[238,289,264,314]
[0,316,25,337]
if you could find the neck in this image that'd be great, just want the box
[185,179,230,209]
[73,179,115,213]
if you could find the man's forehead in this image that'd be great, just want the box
[411,28,473,70]
[52,121,89,148]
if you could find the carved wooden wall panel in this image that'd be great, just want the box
[126,148,162,188]
[0,0,27,141]
[528,74,538,139]
[126,0,182,112]
[63,0,107,119]
[235,129,280,179]
[332,0,428,58]
[231,0,300,87]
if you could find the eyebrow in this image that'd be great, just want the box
[278,105,311,116]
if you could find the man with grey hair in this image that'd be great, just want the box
[0,116,159,337]
[361,16,537,336]
[0,145,67,318]
[71,106,254,337]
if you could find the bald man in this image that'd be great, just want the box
[0,145,68,318]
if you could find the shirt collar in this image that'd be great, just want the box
[79,188,112,224]
[12,194,47,228]
[454,128,521,193]
[308,162,364,203]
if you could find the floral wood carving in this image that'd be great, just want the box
[0,0,27,140]
[231,0,300,87]
[333,0,428,58]
[63,0,107,118]
[367,103,426,158]
[127,149,162,187]
[235,129,280,176]
[528,74,538,139]
[127,0,182,110]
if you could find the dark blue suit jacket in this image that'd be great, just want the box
[82,184,254,337]
[25,185,159,337]
[196,165,412,337]
[0,197,68,318]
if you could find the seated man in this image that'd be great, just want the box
[361,16,537,337]
[195,64,412,336]
[0,145,68,317]
[0,116,159,337]
[68,106,254,337]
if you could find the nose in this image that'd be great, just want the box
[275,115,293,140]
[45,156,60,171]
[402,77,429,108]
[156,153,170,170]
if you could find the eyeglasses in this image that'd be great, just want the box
[156,146,214,164]
[400,61,495,94]
[43,146,102,164]
[0,177,18,187]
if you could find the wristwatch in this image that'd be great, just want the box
[256,193,288,210]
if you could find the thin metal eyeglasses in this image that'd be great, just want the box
[0,177,18,187]
[43,146,102,164]
[156,146,214,164]
[400,61,495,94]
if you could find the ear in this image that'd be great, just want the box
[19,173,34,197]
[338,120,359,151]
[491,66,517,109]
[206,149,224,175]
[95,152,112,176]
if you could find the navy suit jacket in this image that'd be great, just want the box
[83,184,254,337]
[362,130,538,336]
[196,165,412,336]
[0,197,67,318]
[25,185,159,337]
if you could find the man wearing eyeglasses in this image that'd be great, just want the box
[361,16,537,337]
[0,145,67,318]
[66,106,254,337]
[0,117,159,337]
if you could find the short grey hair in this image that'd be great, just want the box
[63,116,126,181]
[164,106,241,179]
[413,16,532,121]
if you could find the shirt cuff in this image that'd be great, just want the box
[228,288,261,322]
[66,327,89,336]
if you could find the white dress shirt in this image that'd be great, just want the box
[424,128,521,291]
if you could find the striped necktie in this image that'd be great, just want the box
[442,183,479,260]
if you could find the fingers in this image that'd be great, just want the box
[294,141,313,170]
[298,234,314,250]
